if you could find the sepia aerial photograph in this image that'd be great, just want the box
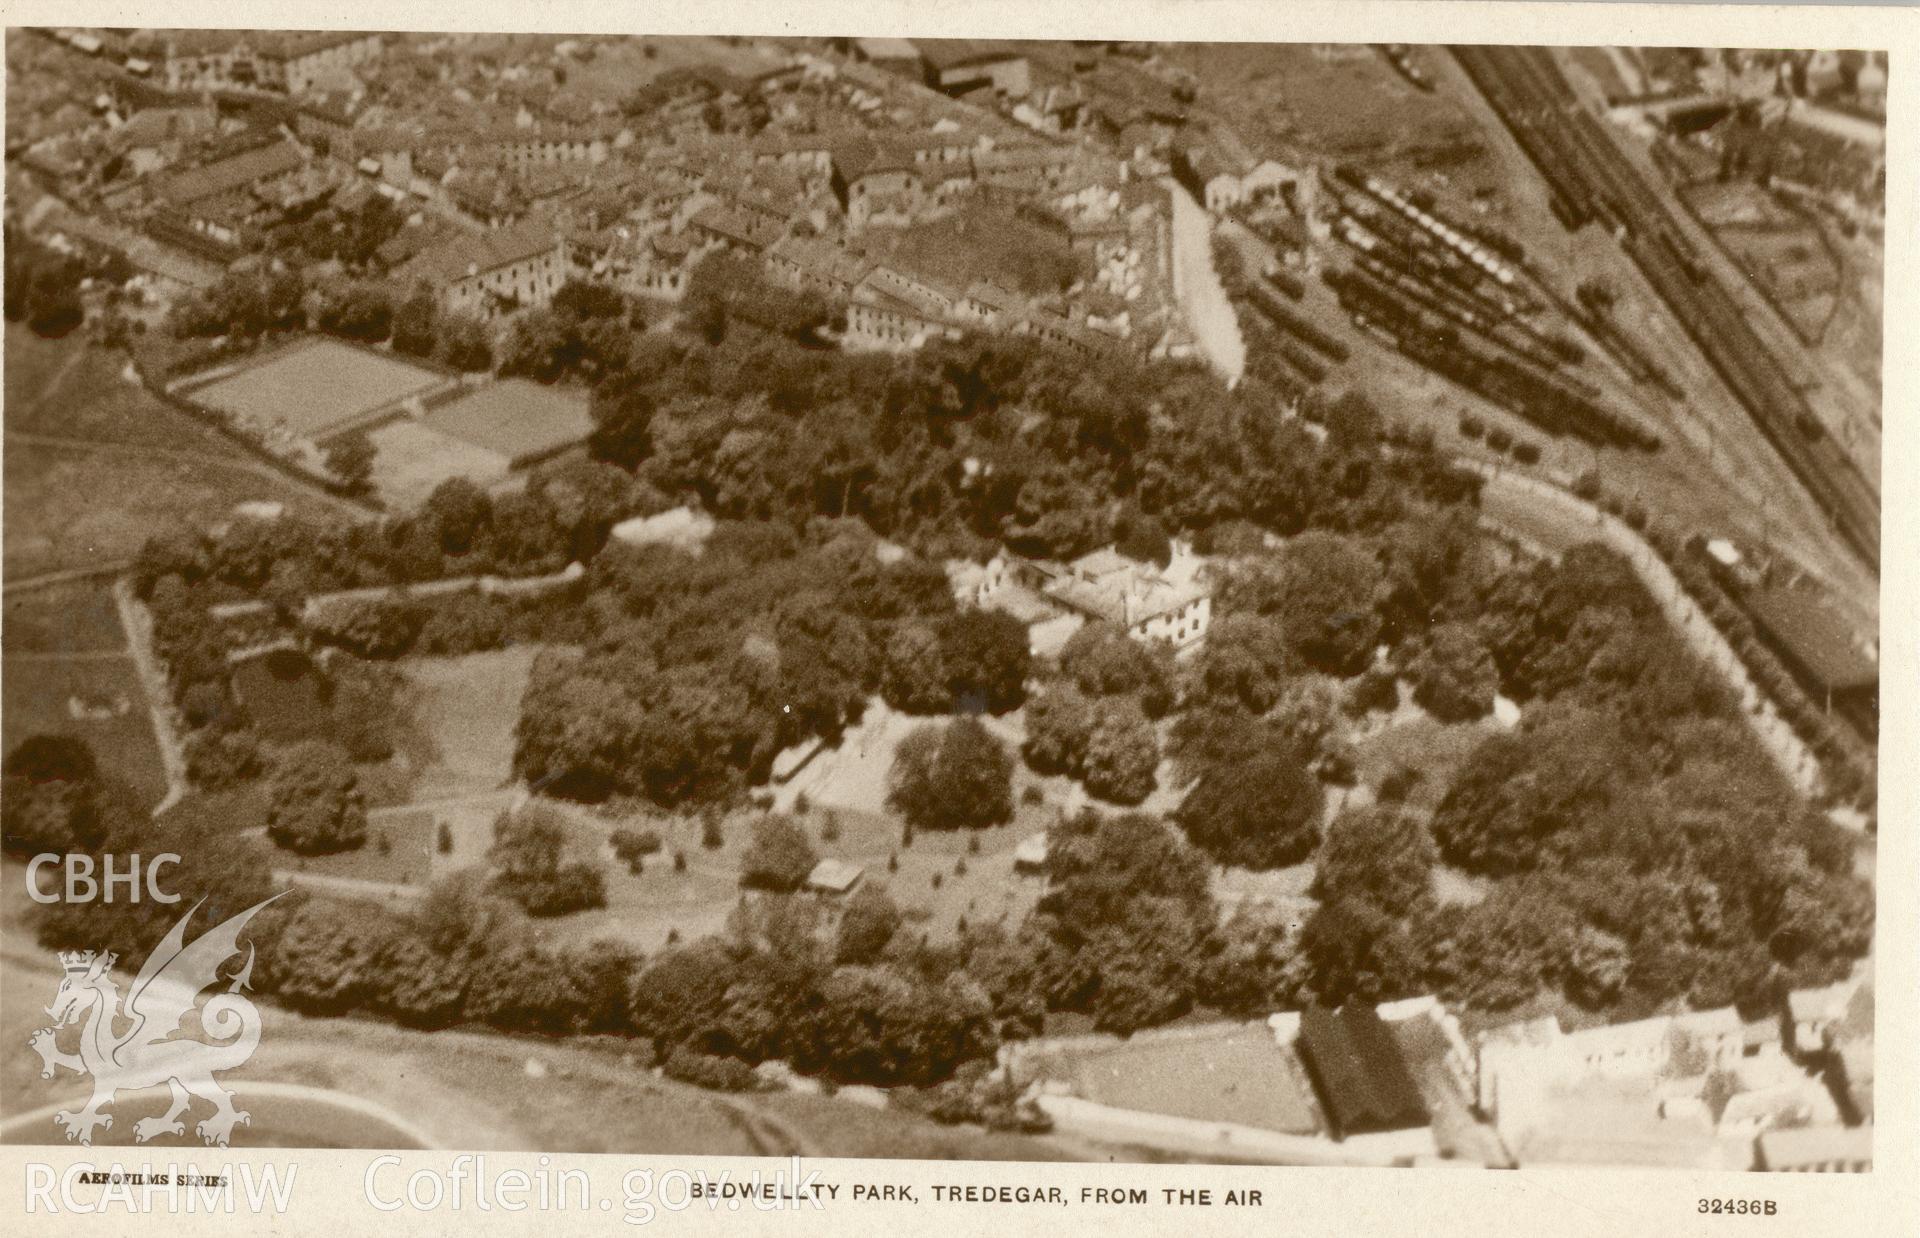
[0,26,1881,1178]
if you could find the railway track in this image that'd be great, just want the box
[1451,45,1880,571]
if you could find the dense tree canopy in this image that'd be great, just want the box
[265,741,367,855]
[1409,621,1499,723]
[1082,698,1159,806]
[1175,738,1322,870]
[888,718,1015,832]
[1312,806,1436,914]
[1059,622,1175,717]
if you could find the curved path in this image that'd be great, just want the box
[1,1081,439,1150]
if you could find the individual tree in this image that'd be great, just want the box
[1174,740,1322,869]
[553,279,629,321]
[589,381,656,471]
[265,740,367,855]
[738,813,818,893]
[1041,810,1213,931]
[315,281,394,342]
[1034,811,1216,1034]
[1166,704,1267,787]
[488,804,607,916]
[835,884,903,965]
[324,432,377,495]
[1225,532,1383,676]
[1270,676,1357,784]
[1311,806,1435,914]
[1082,698,1159,806]
[423,477,494,556]
[1112,508,1174,568]
[888,718,1014,832]
[879,621,951,714]
[1059,622,1174,716]
[391,288,440,357]
[1197,912,1303,1017]
[1298,896,1422,1007]
[1196,612,1293,714]
[1021,683,1096,777]
[939,609,1031,713]
[1567,925,1632,1009]
[438,311,495,372]
[376,933,472,1028]
[1409,621,1499,722]
[2,736,127,859]
[1422,884,1577,1013]
[462,941,590,1034]
[1431,704,1639,876]
[183,730,264,791]
[4,734,98,786]
[308,597,423,658]
[610,827,664,873]
[269,901,395,1014]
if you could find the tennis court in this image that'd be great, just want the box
[421,379,594,467]
[187,338,450,441]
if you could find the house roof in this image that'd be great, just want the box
[1297,1004,1430,1139]
[689,201,784,250]
[157,139,305,207]
[1787,980,1858,1024]
[805,859,864,893]
[853,37,921,65]
[1744,586,1877,692]
[1756,1125,1872,1171]
[399,217,563,286]
[1476,1013,1564,1050]
[918,39,1025,72]
[767,236,872,288]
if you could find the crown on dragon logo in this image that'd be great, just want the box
[59,950,114,975]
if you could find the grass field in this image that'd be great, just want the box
[5,325,232,451]
[1056,1025,1323,1136]
[541,792,1051,954]
[185,337,447,440]
[0,654,167,806]
[367,417,511,509]
[394,647,543,801]
[1,581,126,654]
[3,330,346,580]
[1350,696,1500,819]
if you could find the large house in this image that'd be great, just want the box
[918,40,1032,98]
[157,30,385,96]
[1172,140,1302,214]
[397,217,570,319]
[976,545,1212,651]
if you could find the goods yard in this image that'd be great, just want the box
[1449,44,1881,571]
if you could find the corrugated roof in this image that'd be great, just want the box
[1297,1004,1430,1139]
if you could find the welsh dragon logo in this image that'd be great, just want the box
[28,895,282,1147]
